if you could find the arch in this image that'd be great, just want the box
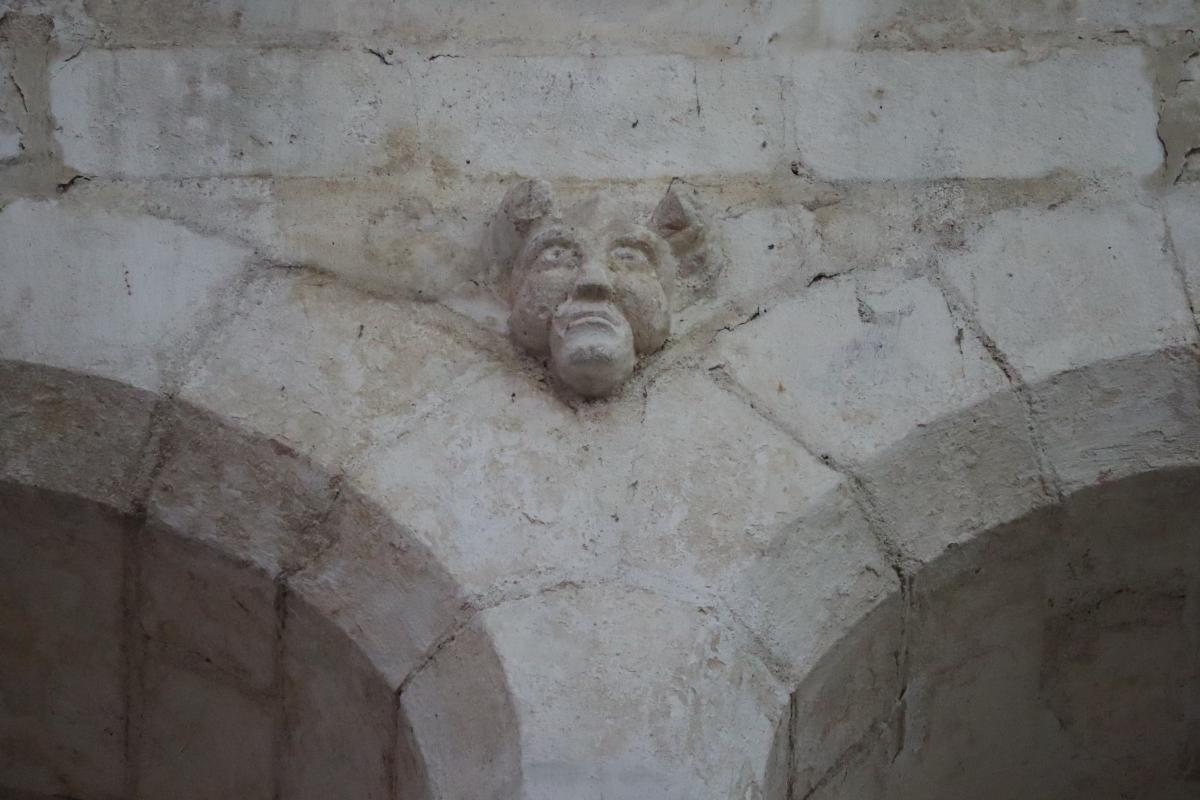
[0,359,521,800]
[737,344,1200,797]
[784,466,1200,799]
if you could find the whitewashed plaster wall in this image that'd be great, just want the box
[1,1,1199,799]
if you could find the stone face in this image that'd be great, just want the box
[942,199,1197,383]
[788,48,1160,181]
[495,180,707,397]
[0,487,127,799]
[0,200,250,392]
[7,2,1200,797]
[137,659,275,800]
[714,270,1007,464]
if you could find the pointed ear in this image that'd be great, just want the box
[651,187,708,277]
[490,179,557,271]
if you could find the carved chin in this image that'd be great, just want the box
[550,328,636,398]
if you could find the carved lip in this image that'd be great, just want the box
[557,303,622,333]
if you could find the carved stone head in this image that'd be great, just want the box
[492,180,706,398]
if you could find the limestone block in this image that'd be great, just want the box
[409,55,780,180]
[400,621,522,800]
[52,48,781,180]
[1030,347,1200,494]
[139,524,277,693]
[789,598,904,798]
[941,199,1196,383]
[287,486,463,688]
[801,0,1200,48]
[893,512,1077,800]
[713,201,830,308]
[0,487,127,799]
[86,0,775,56]
[280,594,393,800]
[858,388,1047,564]
[733,485,898,675]
[137,659,274,800]
[181,269,499,473]
[0,362,156,511]
[146,403,340,577]
[0,199,250,392]
[1166,184,1200,319]
[0,43,20,161]
[620,369,842,592]
[713,270,1007,465]
[52,48,414,179]
[350,369,632,600]
[789,48,1159,180]
[479,584,788,800]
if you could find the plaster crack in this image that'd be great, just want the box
[365,47,398,66]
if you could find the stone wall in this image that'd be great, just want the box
[2,1,1199,798]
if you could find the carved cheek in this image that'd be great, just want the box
[510,270,571,354]
[615,275,670,353]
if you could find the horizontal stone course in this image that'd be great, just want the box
[788,47,1160,180]
[75,0,1200,52]
[52,46,1157,181]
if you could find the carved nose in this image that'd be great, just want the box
[573,259,614,300]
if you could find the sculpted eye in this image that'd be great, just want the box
[609,245,651,269]
[535,242,579,268]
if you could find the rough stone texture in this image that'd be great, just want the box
[0,487,127,800]
[788,48,1160,181]
[281,594,394,800]
[0,42,20,161]
[0,200,250,392]
[4,2,1200,798]
[181,269,498,472]
[941,198,1197,383]
[480,584,789,800]
[714,270,1007,464]
[350,369,629,601]
[139,523,278,693]
[859,388,1048,564]
[400,621,522,800]
[734,485,898,674]
[146,404,340,577]
[799,470,1200,800]
[287,486,462,687]
[137,658,275,800]
[802,0,1200,48]
[1030,347,1200,494]
[1166,184,1200,316]
[0,362,156,511]
[620,368,842,592]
